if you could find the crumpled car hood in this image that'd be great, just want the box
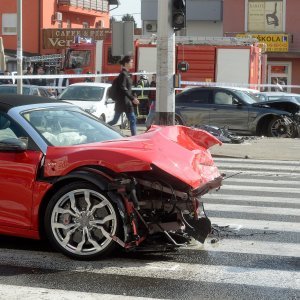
[44,125,222,189]
[252,100,299,114]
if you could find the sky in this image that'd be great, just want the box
[110,0,142,27]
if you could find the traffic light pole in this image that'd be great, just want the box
[155,0,175,126]
[17,0,23,94]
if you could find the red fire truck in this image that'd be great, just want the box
[63,36,266,87]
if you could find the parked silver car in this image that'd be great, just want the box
[0,84,55,98]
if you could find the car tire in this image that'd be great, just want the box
[267,116,297,138]
[120,113,129,129]
[44,181,121,260]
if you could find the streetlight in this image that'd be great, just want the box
[17,0,23,94]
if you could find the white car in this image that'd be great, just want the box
[58,82,127,127]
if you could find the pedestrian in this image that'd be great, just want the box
[135,71,150,117]
[145,74,156,130]
[23,66,33,85]
[31,66,47,86]
[108,55,139,136]
[271,77,283,92]
[55,69,69,96]
[0,70,13,84]
[84,71,94,82]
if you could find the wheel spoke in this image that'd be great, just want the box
[90,201,108,214]
[61,224,80,247]
[68,192,80,215]
[52,222,79,231]
[92,225,112,240]
[56,207,77,217]
[84,190,91,211]
[75,231,86,253]
[85,227,102,250]
[90,215,114,226]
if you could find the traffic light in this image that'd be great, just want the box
[172,0,186,31]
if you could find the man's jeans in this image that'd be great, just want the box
[108,111,137,136]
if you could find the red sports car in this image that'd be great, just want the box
[0,95,222,260]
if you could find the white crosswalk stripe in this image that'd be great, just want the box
[0,158,299,298]
[0,284,158,300]
[204,193,300,204]
[0,248,298,291]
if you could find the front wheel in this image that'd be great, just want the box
[267,116,297,138]
[44,181,121,260]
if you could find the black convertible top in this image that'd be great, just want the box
[0,94,60,113]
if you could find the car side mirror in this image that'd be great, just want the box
[0,137,28,152]
[106,98,115,104]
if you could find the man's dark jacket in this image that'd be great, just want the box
[114,68,135,113]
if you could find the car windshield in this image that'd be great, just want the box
[233,90,257,104]
[59,86,105,101]
[21,107,122,146]
[0,86,31,95]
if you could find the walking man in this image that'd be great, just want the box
[108,55,139,136]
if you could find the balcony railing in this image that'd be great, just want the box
[58,0,109,12]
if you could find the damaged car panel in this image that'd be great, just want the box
[0,95,223,260]
[175,86,300,138]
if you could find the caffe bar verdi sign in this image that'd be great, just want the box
[43,29,111,49]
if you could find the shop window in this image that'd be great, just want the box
[2,13,17,35]
[246,0,286,32]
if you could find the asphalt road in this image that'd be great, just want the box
[0,158,299,299]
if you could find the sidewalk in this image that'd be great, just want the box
[210,137,300,161]
[121,125,300,161]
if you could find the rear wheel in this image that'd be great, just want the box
[44,181,121,260]
[267,116,297,138]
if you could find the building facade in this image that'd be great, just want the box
[224,0,300,91]
[141,0,300,89]
[0,0,116,71]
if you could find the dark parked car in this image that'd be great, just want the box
[175,87,300,138]
[0,84,55,98]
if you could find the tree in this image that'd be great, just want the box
[121,14,137,28]
[110,16,116,28]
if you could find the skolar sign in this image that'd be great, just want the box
[237,33,288,52]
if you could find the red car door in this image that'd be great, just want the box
[0,151,43,229]
[0,113,43,229]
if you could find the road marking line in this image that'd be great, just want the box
[0,284,159,300]
[224,177,300,185]
[210,217,300,233]
[205,203,300,216]
[213,158,300,165]
[219,184,300,193]
[204,193,300,204]
[0,249,298,290]
[185,239,300,258]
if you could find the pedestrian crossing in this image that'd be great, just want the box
[0,158,299,299]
